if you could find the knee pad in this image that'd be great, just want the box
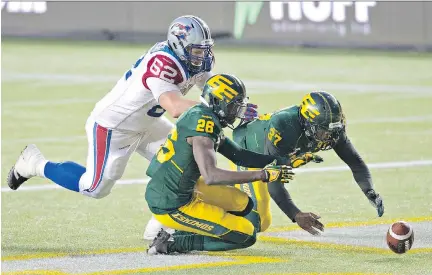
[227,197,254,217]
[82,188,110,199]
[81,178,115,199]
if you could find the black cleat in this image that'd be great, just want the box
[7,166,29,190]
[147,229,174,255]
[6,144,46,190]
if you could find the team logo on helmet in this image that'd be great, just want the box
[300,93,320,121]
[207,75,239,103]
[171,23,192,41]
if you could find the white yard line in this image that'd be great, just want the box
[3,135,87,144]
[5,98,98,107]
[3,72,432,94]
[349,115,432,124]
[3,115,431,145]
[2,159,432,193]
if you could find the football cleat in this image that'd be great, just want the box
[147,229,174,255]
[143,215,175,241]
[7,144,47,190]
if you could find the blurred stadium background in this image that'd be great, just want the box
[2,1,432,275]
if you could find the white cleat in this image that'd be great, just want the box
[7,144,47,190]
[143,215,175,241]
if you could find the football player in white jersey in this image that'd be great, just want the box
[7,15,258,239]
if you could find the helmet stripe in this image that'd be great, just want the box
[231,75,246,95]
[190,16,209,40]
[317,92,332,123]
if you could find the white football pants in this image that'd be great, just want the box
[78,116,173,199]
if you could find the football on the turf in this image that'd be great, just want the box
[386,221,414,254]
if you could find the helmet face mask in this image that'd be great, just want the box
[306,122,344,150]
[167,16,215,74]
[300,91,346,150]
[184,44,214,73]
[224,97,248,125]
[200,74,247,128]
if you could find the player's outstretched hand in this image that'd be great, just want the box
[244,103,258,121]
[289,151,323,168]
[365,189,384,217]
[295,212,324,235]
[262,160,294,183]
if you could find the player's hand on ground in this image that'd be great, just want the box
[365,189,384,217]
[262,160,294,183]
[289,151,323,168]
[244,103,258,121]
[295,212,324,235]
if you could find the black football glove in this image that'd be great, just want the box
[365,189,384,217]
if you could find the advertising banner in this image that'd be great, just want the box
[2,1,431,50]
[233,2,430,49]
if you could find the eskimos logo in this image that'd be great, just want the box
[234,1,377,39]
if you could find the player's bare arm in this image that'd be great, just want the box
[190,135,267,185]
[159,92,199,118]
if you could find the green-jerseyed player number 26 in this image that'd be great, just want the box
[157,128,178,163]
[196,119,214,133]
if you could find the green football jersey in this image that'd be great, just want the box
[145,105,224,214]
[233,105,320,156]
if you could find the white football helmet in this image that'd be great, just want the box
[167,15,214,74]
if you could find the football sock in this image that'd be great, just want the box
[168,230,256,252]
[44,161,85,192]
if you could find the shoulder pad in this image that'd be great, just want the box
[142,53,185,88]
[177,106,222,142]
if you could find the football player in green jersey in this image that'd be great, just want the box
[145,73,295,255]
[231,91,384,235]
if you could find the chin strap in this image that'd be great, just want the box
[200,96,210,107]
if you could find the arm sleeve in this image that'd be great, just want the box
[333,132,374,193]
[146,77,181,103]
[267,181,301,222]
[218,137,288,168]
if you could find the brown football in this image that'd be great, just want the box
[386,221,414,254]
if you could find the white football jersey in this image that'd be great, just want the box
[91,41,213,132]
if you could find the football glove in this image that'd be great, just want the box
[262,160,295,183]
[365,189,384,217]
[244,103,258,121]
[289,152,324,168]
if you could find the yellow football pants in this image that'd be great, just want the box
[153,178,255,244]
[230,163,272,232]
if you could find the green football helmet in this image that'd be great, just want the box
[298,91,346,150]
[200,73,248,128]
